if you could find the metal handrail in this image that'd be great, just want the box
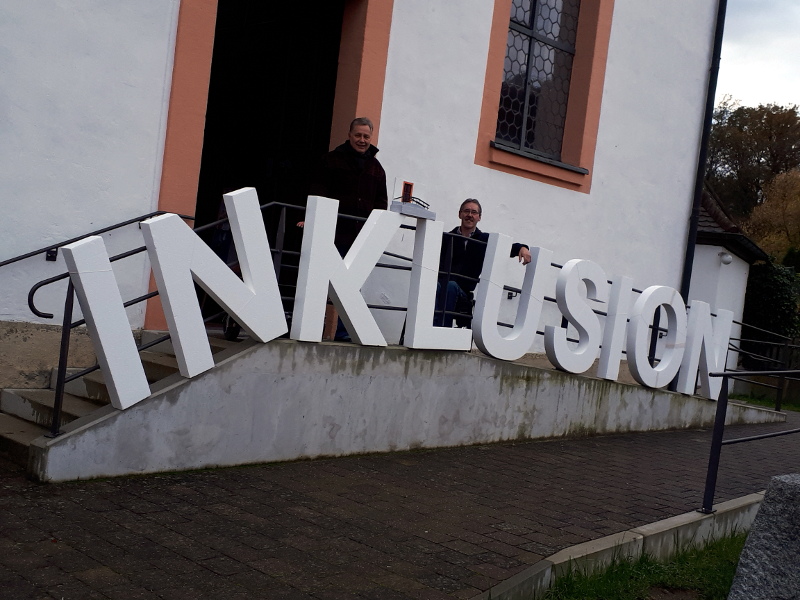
[735,320,793,340]
[25,202,304,318]
[32,200,677,435]
[0,211,195,269]
[42,201,305,435]
[699,370,800,514]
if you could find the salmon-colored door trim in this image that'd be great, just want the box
[329,0,394,148]
[145,0,218,330]
[145,0,393,330]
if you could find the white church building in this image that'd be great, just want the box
[0,1,775,483]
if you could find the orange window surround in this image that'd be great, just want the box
[474,0,615,194]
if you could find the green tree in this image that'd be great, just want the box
[740,262,800,369]
[706,98,800,220]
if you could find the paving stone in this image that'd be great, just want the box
[1,411,799,599]
[103,585,163,600]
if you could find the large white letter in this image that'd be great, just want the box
[676,301,733,399]
[404,219,473,350]
[596,275,634,381]
[626,286,687,388]
[142,188,286,378]
[473,237,554,361]
[62,237,151,409]
[290,196,402,345]
[544,259,608,374]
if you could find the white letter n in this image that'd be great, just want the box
[141,188,286,378]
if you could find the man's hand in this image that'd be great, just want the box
[518,247,532,265]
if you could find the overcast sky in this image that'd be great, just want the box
[714,0,800,108]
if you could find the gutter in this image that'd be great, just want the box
[679,0,729,301]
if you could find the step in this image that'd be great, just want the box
[0,389,103,427]
[50,351,181,402]
[139,351,181,382]
[0,413,46,466]
[140,330,240,355]
[59,369,111,403]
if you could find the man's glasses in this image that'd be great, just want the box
[460,209,480,215]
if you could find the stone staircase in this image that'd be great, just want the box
[0,332,240,470]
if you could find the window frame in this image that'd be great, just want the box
[474,0,615,193]
[496,0,582,164]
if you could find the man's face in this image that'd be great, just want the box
[459,202,481,229]
[348,125,372,154]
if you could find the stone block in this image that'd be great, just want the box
[728,473,800,600]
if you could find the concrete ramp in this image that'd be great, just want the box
[29,339,783,482]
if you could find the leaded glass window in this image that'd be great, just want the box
[496,0,581,161]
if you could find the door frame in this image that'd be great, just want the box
[145,0,394,330]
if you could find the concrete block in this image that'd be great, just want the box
[25,341,787,482]
[474,559,553,600]
[632,510,714,562]
[728,475,800,600]
[712,492,764,539]
[547,530,643,577]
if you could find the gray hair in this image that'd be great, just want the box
[460,198,482,215]
[349,117,374,133]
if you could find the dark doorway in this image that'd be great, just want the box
[195,1,346,229]
[194,1,345,323]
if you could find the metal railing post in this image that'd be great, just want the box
[648,308,661,367]
[699,379,729,513]
[776,338,789,411]
[48,280,75,438]
[436,235,455,327]
[272,205,287,279]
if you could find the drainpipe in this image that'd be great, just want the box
[679,0,729,302]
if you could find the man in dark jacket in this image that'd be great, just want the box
[302,117,388,340]
[437,198,531,327]
[305,117,388,254]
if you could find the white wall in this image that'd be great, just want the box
[689,244,750,370]
[0,1,180,326]
[32,339,782,482]
[370,0,718,346]
[0,0,723,345]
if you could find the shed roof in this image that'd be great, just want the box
[697,187,768,264]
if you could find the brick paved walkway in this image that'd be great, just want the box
[1,410,798,599]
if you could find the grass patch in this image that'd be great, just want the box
[542,533,747,600]
[729,392,800,412]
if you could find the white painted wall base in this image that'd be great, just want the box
[29,340,784,482]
